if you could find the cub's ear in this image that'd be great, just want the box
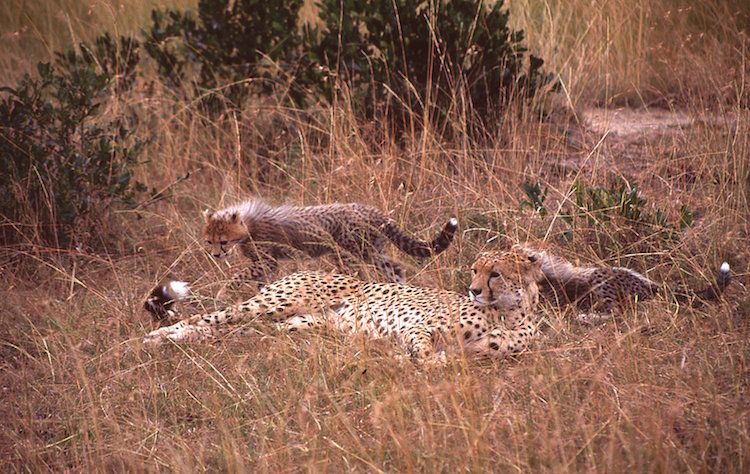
[203,209,214,220]
[512,243,540,263]
[229,211,239,224]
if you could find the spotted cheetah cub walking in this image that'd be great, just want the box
[143,248,543,364]
[202,200,457,294]
[515,244,731,324]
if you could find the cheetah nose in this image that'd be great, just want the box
[469,287,482,297]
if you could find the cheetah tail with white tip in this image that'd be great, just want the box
[513,243,732,307]
[144,280,191,322]
[673,261,732,303]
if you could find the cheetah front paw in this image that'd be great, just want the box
[142,323,185,348]
[394,351,447,368]
[422,352,448,369]
[576,312,611,325]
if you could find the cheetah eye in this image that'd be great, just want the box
[206,240,213,245]
[220,240,228,245]
[489,271,500,279]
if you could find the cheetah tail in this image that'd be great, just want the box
[382,217,458,258]
[144,280,191,321]
[674,262,732,303]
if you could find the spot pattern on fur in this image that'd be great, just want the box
[202,200,458,293]
[513,244,731,323]
[143,249,543,365]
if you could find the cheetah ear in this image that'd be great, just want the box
[203,209,214,220]
[228,211,239,224]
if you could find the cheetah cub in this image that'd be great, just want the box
[202,200,457,294]
[515,244,731,324]
[143,248,544,365]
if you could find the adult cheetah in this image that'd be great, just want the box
[143,248,544,364]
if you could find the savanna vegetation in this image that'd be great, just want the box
[1,0,749,471]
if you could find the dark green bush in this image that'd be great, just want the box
[144,0,556,130]
[144,0,305,112]
[565,179,694,235]
[0,34,146,247]
[304,0,557,133]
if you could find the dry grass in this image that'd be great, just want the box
[2,0,750,471]
[0,0,196,83]
[508,0,750,107]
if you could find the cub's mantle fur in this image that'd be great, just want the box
[202,200,457,291]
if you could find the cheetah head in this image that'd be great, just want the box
[469,249,543,308]
[202,209,247,258]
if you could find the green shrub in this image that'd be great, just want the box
[144,0,557,130]
[304,0,557,133]
[565,179,694,235]
[520,179,695,245]
[0,34,146,247]
[144,0,305,112]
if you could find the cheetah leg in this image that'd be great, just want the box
[143,288,315,347]
[576,289,616,325]
[143,300,259,347]
[401,328,444,365]
[277,314,324,332]
[466,324,537,360]
[371,254,406,283]
[328,246,365,276]
[575,312,612,325]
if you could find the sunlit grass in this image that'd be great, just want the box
[0,0,195,83]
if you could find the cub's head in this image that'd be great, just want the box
[202,209,247,258]
[469,248,543,307]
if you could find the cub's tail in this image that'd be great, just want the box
[674,262,731,303]
[144,280,191,321]
[382,217,458,258]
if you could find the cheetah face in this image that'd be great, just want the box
[202,210,247,259]
[468,249,543,307]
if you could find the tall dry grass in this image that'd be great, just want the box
[1,0,749,471]
[0,0,195,83]
[508,0,750,107]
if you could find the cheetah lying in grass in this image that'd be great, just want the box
[513,244,731,324]
[143,248,544,364]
